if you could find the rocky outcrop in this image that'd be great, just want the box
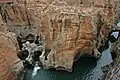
[0,15,22,80]
[101,42,120,80]
[0,0,118,71]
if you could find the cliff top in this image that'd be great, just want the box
[0,0,14,3]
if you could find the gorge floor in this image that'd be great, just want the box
[24,43,113,80]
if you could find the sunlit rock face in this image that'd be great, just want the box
[111,42,120,60]
[0,15,22,80]
[0,0,118,71]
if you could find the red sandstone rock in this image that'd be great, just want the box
[0,0,14,3]
[0,15,22,79]
[0,32,22,80]
[0,0,119,72]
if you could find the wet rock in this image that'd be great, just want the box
[102,42,120,80]
[0,0,119,72]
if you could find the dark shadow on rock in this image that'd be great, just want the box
[98,40,109,53]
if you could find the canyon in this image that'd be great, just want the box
[0,0,120,80]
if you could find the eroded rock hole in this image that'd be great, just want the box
[44,49,51,60]
[16,33,46,68]
[110,51,117,60]
[17,49,29,60]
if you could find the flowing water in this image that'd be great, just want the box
[32,63,41,77]
[24,41,113,80]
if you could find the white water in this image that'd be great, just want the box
[32,63,41,77]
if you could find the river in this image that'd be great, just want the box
[24,41,113,80]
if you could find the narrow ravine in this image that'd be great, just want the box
[24,42,113,80]
[0,1,120,80]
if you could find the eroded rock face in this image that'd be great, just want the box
[0,0,118,71]
[102,42,120,80]
[111,42,120,61]
[0,15,22,80]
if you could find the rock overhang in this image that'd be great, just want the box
[0,0,118,72]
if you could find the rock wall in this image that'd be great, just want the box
[0,15,22,80]
[111,41,120,61]
[0,0,118,71]
[102,42,120,80]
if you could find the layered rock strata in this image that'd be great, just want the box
[101,42,120,80]
[0,0,118,71]
[0,15,22,80]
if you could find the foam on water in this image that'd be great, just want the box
[32,63,41,77]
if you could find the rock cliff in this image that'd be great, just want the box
[101,41,120,80]
[0,0,119,72]
[0,15,22,80]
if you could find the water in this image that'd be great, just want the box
[32,63,41,77]
[25,42,113,80]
